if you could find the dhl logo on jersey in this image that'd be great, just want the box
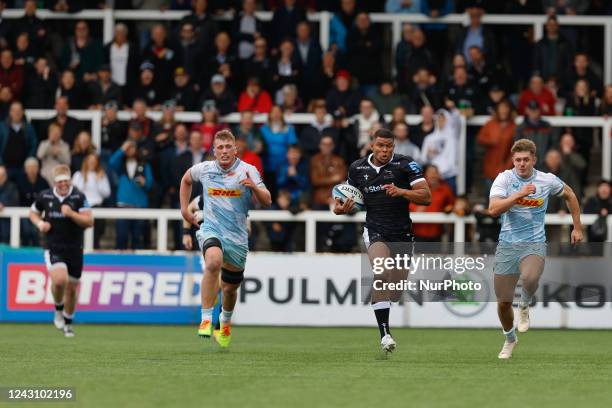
[516,197,544,208]
[208,188,241,197]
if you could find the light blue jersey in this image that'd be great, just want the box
[190,158,265,268]
[490,169,564,243]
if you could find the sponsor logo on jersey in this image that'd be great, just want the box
[516,197,544,208]
[208,188,241,197]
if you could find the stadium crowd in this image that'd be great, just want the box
[0,0,611,250]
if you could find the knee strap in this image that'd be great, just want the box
[202,237,222,254]
[221,268,244,285]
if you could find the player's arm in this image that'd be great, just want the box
[488,184,536,217]
[180,168,198,225]
[384,180,431,205]
[560,183,584,244]
[29,204,51,233]
[61,204,94,228]
[240,171,272,207]
[182,197,200,250]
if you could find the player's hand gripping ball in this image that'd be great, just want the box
[332,184,365,213]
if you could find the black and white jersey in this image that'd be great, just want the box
[31,187,91,250]
[347,153,425,236]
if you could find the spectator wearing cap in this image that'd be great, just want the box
[233,110,264,155]
[0,49,24,102]
[200,74,237,116]
[37,122,71,186]
[397,27,435,93]
[141,24,178,103]
[104,23,141,102]
[176,22,204,86]
[57,69,87,109]
[564,52,602,98]
[293,21,322,104]
[23,57,57,109]
[170,67,198,111]
[203,31,237,91]
[533,15,574,81]
[517,74,557,116]
[193,100,228,152]
[406,68,442,113]
[0,101,38,181]
[232,0,264,61]
[300,101,333,160]
[238,77,273,114]
[346,12,383,94]
[60,20,104,83]
[131,61,163,108]
[179,0,218,57]
[88,64,123,109]
[16,157,48,246]
[325,69,360,117]
[242,37,273,92]
[44,96,84,147]
[329,0,358,58]
[454,1,496,66]
[101,101,127,156]
[514,99,558,167]
[371,80,403,116]
[270,0,307,50]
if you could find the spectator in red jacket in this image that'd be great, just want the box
[517,73,556,115]
[0,49,24,101]
[237,77,273,113]
[236,136,263,177]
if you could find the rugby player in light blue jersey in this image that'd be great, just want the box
[488,139,583,359]
[180,130,271,348]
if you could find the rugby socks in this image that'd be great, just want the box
[503,327,517,343]
[62,312,74,325]
[55,302,64,312]
[201,307,213,323]
[220,308,233,324]
[372,301,391,338]
[519,288,532,309]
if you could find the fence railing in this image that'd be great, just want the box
[24,109,612,196]
[0,207,608,253]
[2,9,611,84]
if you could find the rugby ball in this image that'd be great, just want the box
[332,184,365,212]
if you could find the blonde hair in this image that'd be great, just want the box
[81,153,103,183]
[511,139,536,156]
[213,129,235,143]
[52,164,71,178]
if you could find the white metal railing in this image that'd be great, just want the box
[0,207,608,253]
[24,109,612,195]
[1,9,611,83]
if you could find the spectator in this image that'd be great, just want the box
[170,67,198,111]
[104,23,140,104]
[71,131,95,175]
[514,100,558,167]
[131,61,163,108]
[236,136,264,177]
[88,64,123,108]
[316,51,338,100]
[233,110,264,154]
[392,122,420,159]
[533,15,573,81]
[180,0,218,56]
[203,31,237,91]
[329,0,358,57]
[57,69,87,109]
[16,157,48,246]
[300,101,333,160]
[176,22,203,86]
[0,101,37,181]
[60,20,104,83]
[564,79,596,162]
[346,13,383,93]
[454,1,496,66]
[141,24,178,103]
[194,100,227,152]
[371,80,403,116]
[420,108,460,192]
[409,164,455,242]
[395,23,414,89]
[600,84,612,116]
[354,98,381,157]
[271,39,300,96]
[109,140,154,250]
[100,101,127,155]
[328,108,358,164]
[12,1,47,56]
[407,68,442,113]
[260,105,297,196]
[242,37,273,92]
[23,57,57,109]
[543,148,583,212]
[584,180,611,242]
[126,121,155,164]
[232,0,264,61]
[386,0,422,13]
[564,52,602,98]
[421,0,454,64]
[46,97,83,147]
[270,0,307,49]
[0,49,24,102]
[468,45,510,95]
[152,101,177,155]
[131,98,154,138]
[237,77,273,113]
[294,21,322,103]
[14,32,39,68]
[559,132,587,198]
[517,73,557,116]
[277,84,304,114]
[477,100,516,197]
[0,164,18,243]
[482,83,507,114]
[325,69,360,117]
[412,104,435,149]
[175,128,207,201]
[72,153,111,248]
[277,144,309,206]
[387,104,408,130]
[37,122,71,186]
[309,134,347,208]
[445,65,482,116]
[266,189,297,251]
[397,28,435,92]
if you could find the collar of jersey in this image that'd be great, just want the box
[367,153,394,174]
[215,157,240,173]
[53,186,73,202]
[512,168,536,182]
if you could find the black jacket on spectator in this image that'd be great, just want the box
[564,67,602,98]
[293,38,322,102]
[514,118,559,167]
[43,115,83,147]
[454,25,496,65]
[180,13,218,57]
[398,45,436,92]
[131,82,164,108]
[88,80,123,107]
[300,125,335,161]
[407,84,443,114]
[270,4,307,48]
[101,119,127,153]
[58,84,88,110]
[170,82,199,112]
[242,57,273,92]
[177,40,204,86]
[23,68,58,109]
[346,26,383,87]
[533,35,573,81]
[200,88,237,116]
[231,13,265,59]
[141,44,179,103]
[16,173,49,207]
[202,53,238,92]
[446,79,484,114]
[270,55,301,94]
[325,88,361,117]
[12,13,46,55]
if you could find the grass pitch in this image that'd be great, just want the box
[1,324,611,408]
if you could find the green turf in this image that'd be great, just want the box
[1,324,611,408]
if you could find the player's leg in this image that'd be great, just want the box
[517,253,545,333]
[198,238,223,337]
[45,250,68,330]
[61,251,83,338]
[494,273,520,359]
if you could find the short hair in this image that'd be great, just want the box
[511,139,536,156]
[52,164,71,178]
[24,157,39,169]
[214,129,235,143]
[373,128,394,140]
[288,144,301,153]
